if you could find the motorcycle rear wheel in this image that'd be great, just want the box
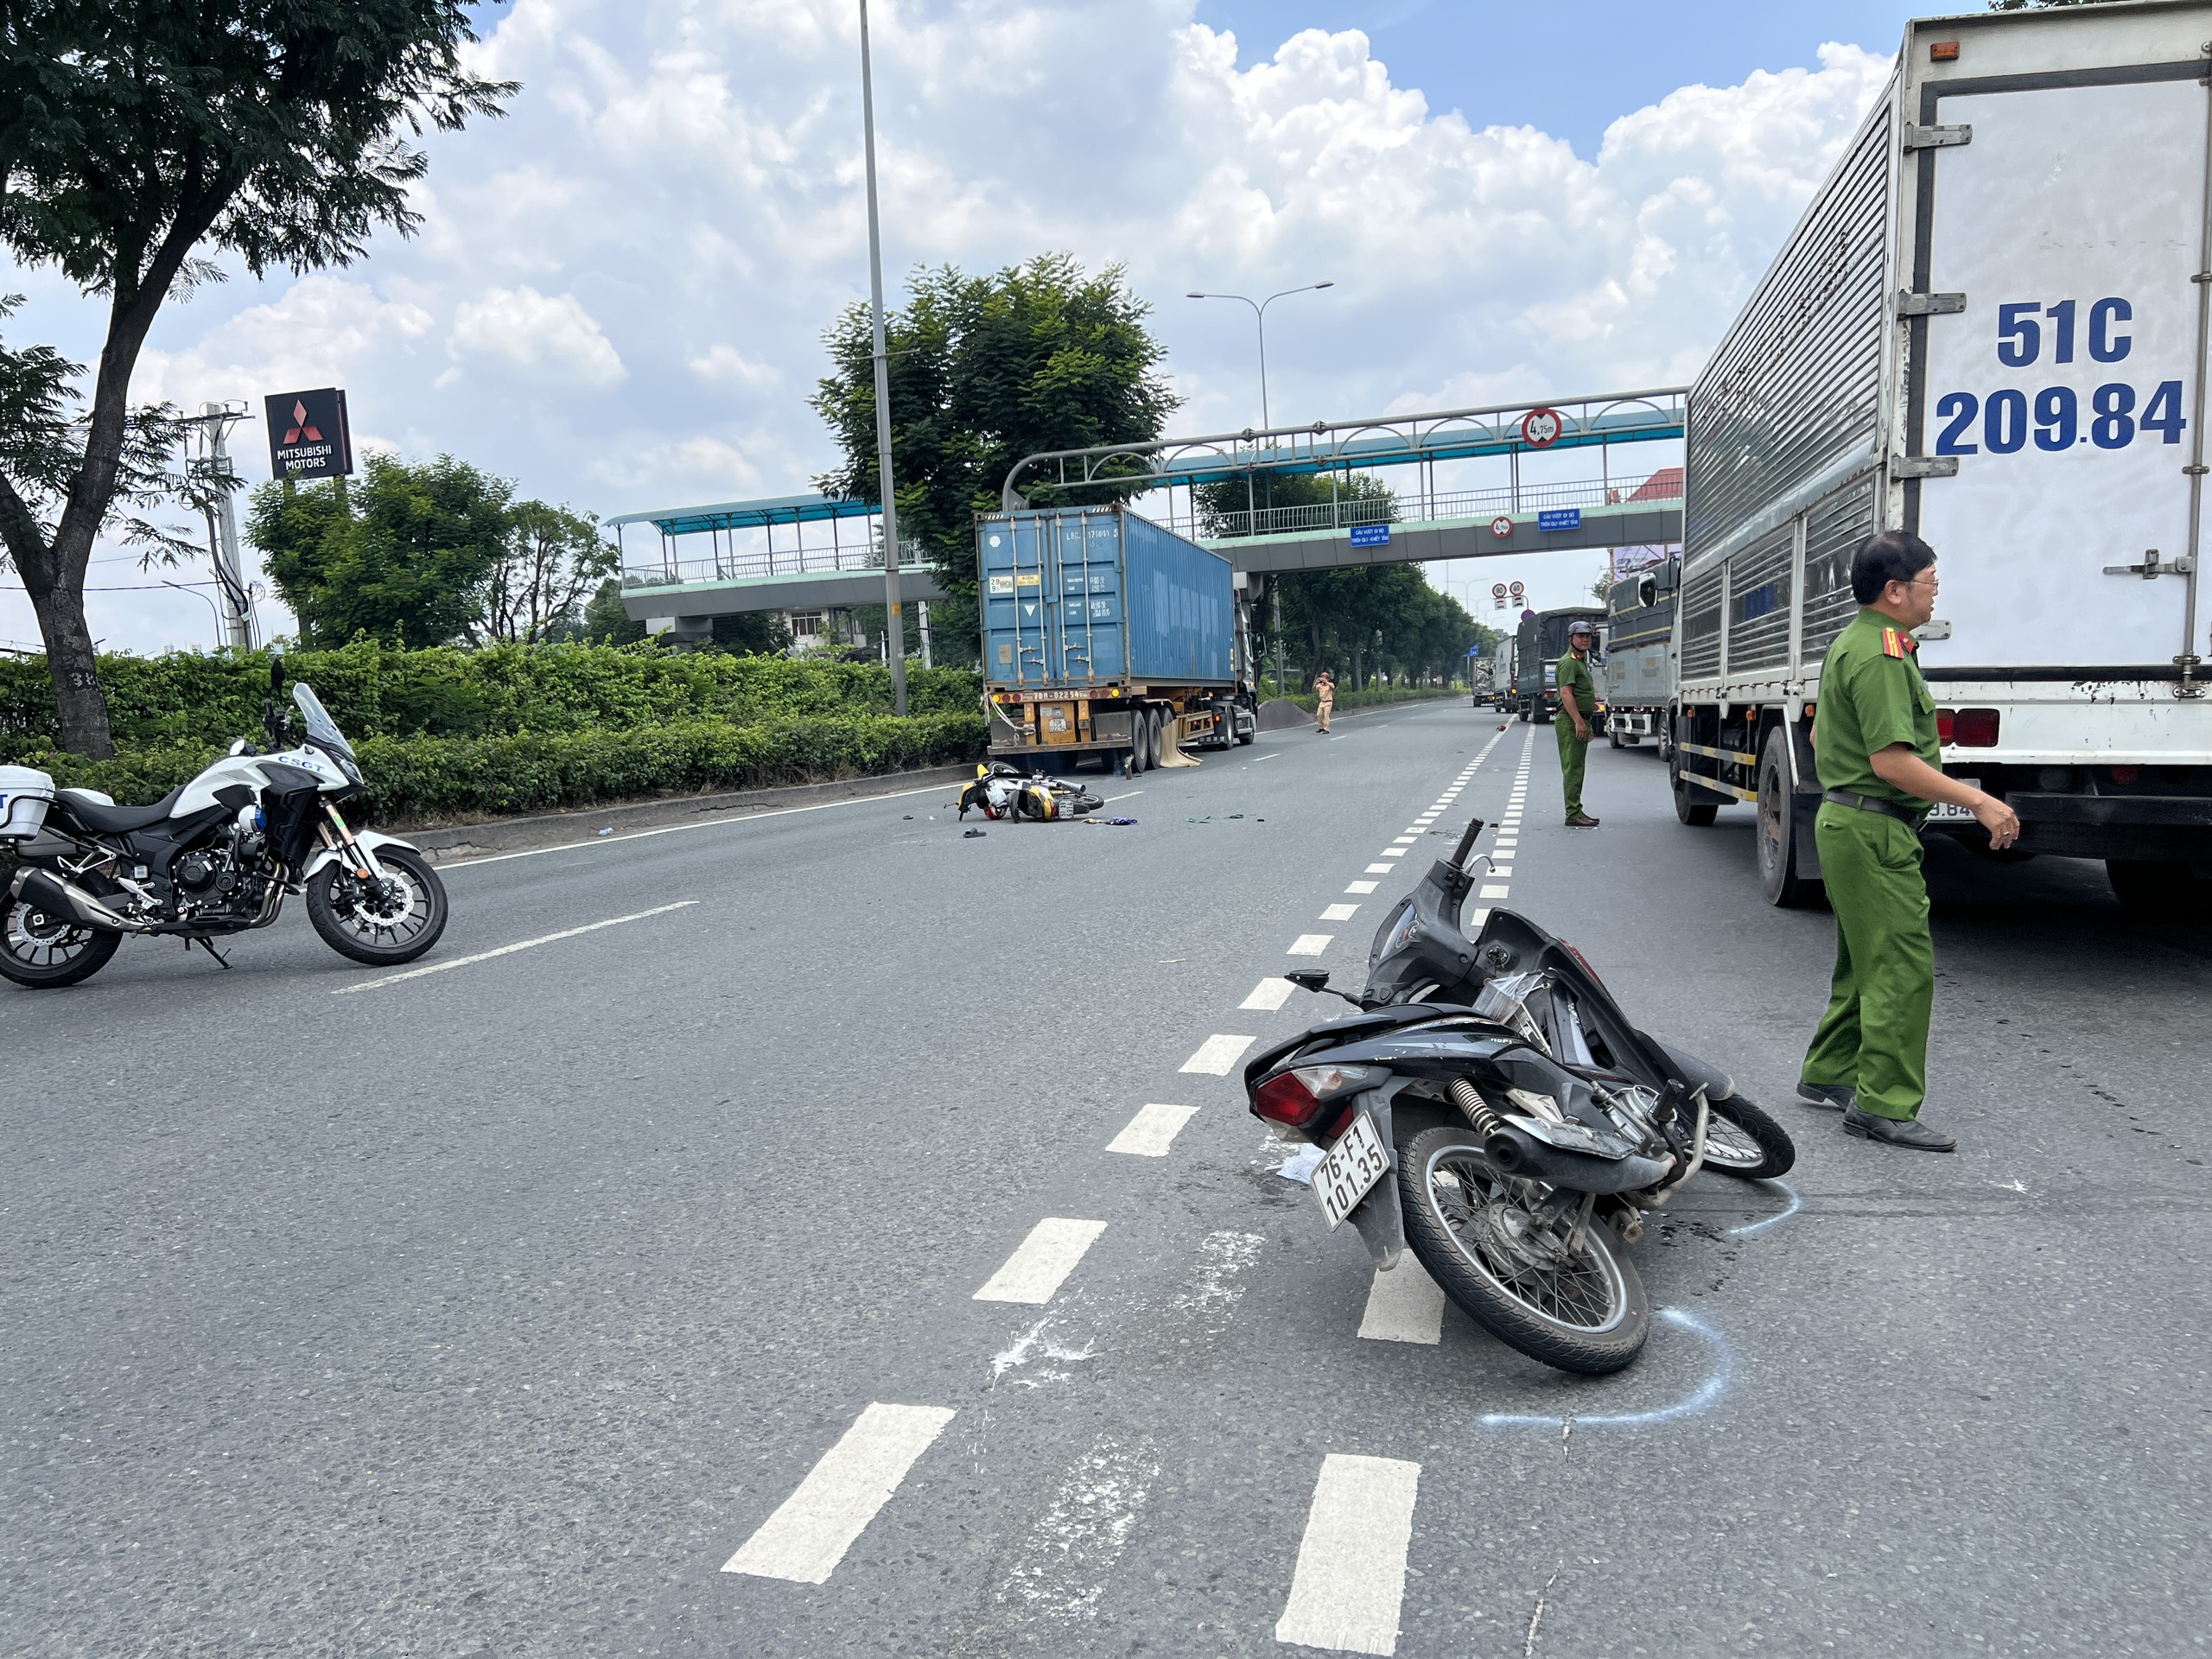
[1398,1127,1649,1374]
[1700,1093,1796,1180]
[308,846,448,966]
[0,892,120,988]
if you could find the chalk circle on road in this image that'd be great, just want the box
[1521,406,1566,448]
[1489,517,1513,540]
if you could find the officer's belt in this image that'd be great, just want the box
[1822,788,1925,826]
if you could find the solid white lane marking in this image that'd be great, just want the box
[1479,884,1510,899]
[1363,863,1393,874]
[1357,1261,1446,1344]
[975,1218,1109,1304]
[1274,1454,1422,1655]
[1321,903,1359,921]
[721,1402,957,1583]
[442,782,957,869]
[1243,976,1297,1011]
[1182,1034,1256,1074]
[333,902,699,995]
[1109,1103,1199,1157]
[1103,789,1145,802]
[1251,753,1282,762]
[1345,880,1379,894]
[1287,934,1333,957]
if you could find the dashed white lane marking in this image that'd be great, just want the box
[1182,1033,1256,1074]
[1103,789,1145,802]
[1109,1103,1199,1157]
[1287,934,1333,957]
[1345,880,1379,894]
[975,1218,1109,1304]
[1363,863,1394,874]
[721,1402,957,1583]
[1321,903,1359,921]
[1274,1454,1422,1655]
[1378,849,1405,860]
[1357,1261,1446,1344]
[334,901,699,995]
[1243,976,1297,1011]
[1468,906,1491,930]
[1391,836,1419,845]
[1488,865,1512,877]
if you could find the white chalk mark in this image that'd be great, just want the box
[1727,1179,1802,1236]
[995,1435,1160,1622]
[1481,1309,1731,1428]
[1357,1260,1446,1344]
[975,1218,1109,1305]
[1181,1033,1256,1074]
[1274,1454,1422,1655]
[991,1316,1097,1385]
[1243,977,1297,1011]
[1109,1103,1198,1158]
[721,1402,956,1583]
[334,901,699,995]
[1287,934,1334,956]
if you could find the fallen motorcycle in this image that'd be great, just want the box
[956,760,1105,822]
[0,654,447,988]
[1245,816,1791,1374]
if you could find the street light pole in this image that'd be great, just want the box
[1186,283,1335,432]
[858,0,907,715]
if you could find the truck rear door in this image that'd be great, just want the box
[1913,62,2208,671]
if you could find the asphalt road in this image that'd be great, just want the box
[5,702,2208,1657]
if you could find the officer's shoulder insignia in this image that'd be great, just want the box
[1881,627,1910,658]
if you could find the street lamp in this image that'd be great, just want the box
[1186,283,1334,431]
[857,0,906,715]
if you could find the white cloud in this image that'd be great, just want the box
[688,344,781,390]
[131,275,435,413]
[448,285,626,386]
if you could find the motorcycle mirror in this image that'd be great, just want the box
[269,650,286,693]
[228,738,247,757]
[1284,969,1332,992]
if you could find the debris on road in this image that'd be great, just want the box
[1276,1146,1325,1185]
[964,829,987,838]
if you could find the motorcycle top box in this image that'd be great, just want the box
[0,766,56,840]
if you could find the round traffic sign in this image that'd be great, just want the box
[1509,580,1526,595]
[1521,407,1565,448]
[1522,607,1537,622]
[1491,582,1508,597]
[1490,516,1513,539]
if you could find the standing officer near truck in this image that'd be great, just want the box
[1555,620,1599,827]
[1797,531,2019,1151]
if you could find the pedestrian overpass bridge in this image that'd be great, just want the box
[610,389,1686,633]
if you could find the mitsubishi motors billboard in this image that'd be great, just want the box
[264,388,354,480]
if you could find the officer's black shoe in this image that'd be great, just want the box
[1797,1082,1854,1111]
[1566,814,1601,828]
[1842,1106,1956,1152]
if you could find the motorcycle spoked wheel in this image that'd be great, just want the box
[1699,1094,1796,1180]
[307,846,448,967]
[1397,1127,1649,1375]
[0,892,121,988]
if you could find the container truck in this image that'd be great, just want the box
[976,505,1257,771]
[1603,556,1679,747]
[1511,606,1609,725]
[1668,2,2212,909]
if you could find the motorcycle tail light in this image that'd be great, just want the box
[1562,941,1605,988]
[1254,1070,1324,1128]
[1954,708,2000,747]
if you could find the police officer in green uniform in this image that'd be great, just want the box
[1796,531,2019,1151]
[1555,621,1600,828]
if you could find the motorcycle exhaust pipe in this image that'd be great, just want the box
[10,867,141,933]
[1482,1122,1673,1196]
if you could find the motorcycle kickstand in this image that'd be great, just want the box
[193,938,232,969]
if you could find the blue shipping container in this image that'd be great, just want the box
[977,506,1235,687]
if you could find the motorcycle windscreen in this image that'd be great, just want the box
[1915,76,2207,670]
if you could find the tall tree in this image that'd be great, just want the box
[479,501,619,645]
[0,1,511,755]
[810,253,1179,664]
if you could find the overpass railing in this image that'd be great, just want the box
[622,535,928,594]
[1171,468,1681,543]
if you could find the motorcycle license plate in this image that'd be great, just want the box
[1316,1112,1389,1230]
[1927,779,1980,823]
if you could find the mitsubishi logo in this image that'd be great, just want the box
[282,401,322,444]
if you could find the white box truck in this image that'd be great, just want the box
[1667,1,2212,909]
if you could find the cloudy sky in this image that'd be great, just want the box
[2,0,1931,653]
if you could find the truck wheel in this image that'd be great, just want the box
[1756,728,1821,907]
[1672,754,1717,827]
[1607,724,1624,749]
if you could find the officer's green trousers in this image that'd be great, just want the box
[1554,717,1588,819]
[1801,803,1932,1120]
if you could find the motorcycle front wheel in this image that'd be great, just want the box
[307,846,448,967]
[1700,1093,1796,1180]
[1398,1127,1649,1374]
[0,890,120,988]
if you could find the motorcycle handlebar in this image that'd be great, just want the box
[1453,817,1486,868]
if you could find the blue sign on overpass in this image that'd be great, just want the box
[1349,524,1391,548]
[1538,507,1584,532]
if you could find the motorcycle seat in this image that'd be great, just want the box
[57,785,187,835]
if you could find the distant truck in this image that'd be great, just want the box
[976,504,1257,772]
[1602,556,1679,747]
[1666,2,2212,910]
[1510,606,1609,726]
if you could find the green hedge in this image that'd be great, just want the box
[0,639,982,755]
[14,713,987,825]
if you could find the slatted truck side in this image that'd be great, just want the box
[1669,2,2212,908]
